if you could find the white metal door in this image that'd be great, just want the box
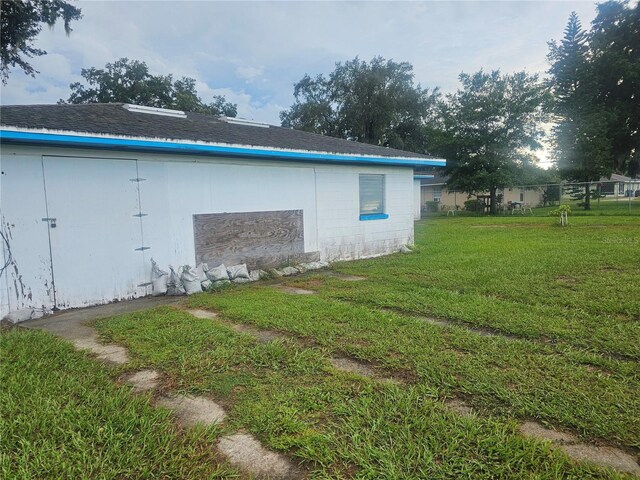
[0,155,55,315]
[42,156,145,309]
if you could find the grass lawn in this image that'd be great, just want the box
[2,213,638,478]
[0,328,238,479]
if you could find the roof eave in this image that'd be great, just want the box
[0,128,447,168]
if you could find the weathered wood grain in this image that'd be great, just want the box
[193,210,318,270]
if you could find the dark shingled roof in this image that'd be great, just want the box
[0,103,437,160]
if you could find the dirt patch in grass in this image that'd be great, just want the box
[600,266,624,273]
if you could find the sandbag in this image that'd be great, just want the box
[151,258,169,296]
[227,264,250,281]
[249,269,268,282]
[167,266,185,296]
[193,263,209,283]
[280,266,299,276]
[181,265,203,295]
[206,264,229,282]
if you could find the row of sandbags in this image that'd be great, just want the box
[150,258,329,296]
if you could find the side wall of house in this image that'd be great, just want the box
[0,145,414,316]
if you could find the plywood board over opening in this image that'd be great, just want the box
[194,210,318,270]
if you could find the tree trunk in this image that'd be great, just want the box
[584,183,591,210]
[490,187,497,215]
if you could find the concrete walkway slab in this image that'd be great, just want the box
[20,296,182,364]
[218,433,301,479]
[157,395,226,427]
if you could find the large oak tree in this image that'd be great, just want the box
[281,56,439,152]
[431,70,550,214]
[64,58,237,117]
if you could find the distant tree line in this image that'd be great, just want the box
[282,0,639,211]
[2,1,637,211]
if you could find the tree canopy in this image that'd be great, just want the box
[547,1,639,208]
[429,70,550,214]
[63,58,237,117]
[280,56,439,152]
[1,0,82,84]
[547,10,612,209]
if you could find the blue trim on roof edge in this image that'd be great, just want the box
[413,175,435,179]
[0,130,447,168]
[359,213,389,221]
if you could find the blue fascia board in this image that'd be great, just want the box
[413,175,435,179]
[359,213,389,221]
[0,130,447,168]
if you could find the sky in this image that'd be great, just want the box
[1,0,600,165]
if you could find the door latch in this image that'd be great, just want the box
[42,217,57,228]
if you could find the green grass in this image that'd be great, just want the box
[0,328,238,479]
[318,216,640,359]
[95,306,629,479]
[4,213,639,478]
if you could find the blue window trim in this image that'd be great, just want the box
[359,213,389,221]
[0,130,447,168]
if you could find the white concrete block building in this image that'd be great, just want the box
[0,103,444,317]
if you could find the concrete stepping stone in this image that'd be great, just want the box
[218,433,300,479]
[157,394,226,427]
[561,443,640,476]
[186,309,219,319]
[329,356,376,378]
[123,369,161,393]
[445,398,474,416]
[231,324,287,343]
[273,285,315,295]
[519,421,577,444]
[72,336,129,364]
[335,274,366,281]
[519,421,640,475]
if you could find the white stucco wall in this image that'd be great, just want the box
[1,145,414,316]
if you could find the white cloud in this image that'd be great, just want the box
[235,65,265,83]
[1,0,599,129]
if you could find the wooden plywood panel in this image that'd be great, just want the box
[194,210,318,270]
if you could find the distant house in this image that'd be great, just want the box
[419,176,544,211]
[597,174,640,196]
[0,103,445,318]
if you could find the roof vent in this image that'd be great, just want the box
[223,117,270,128]
[123,104,187,118]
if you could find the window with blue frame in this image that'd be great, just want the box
[359,174,388,220]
